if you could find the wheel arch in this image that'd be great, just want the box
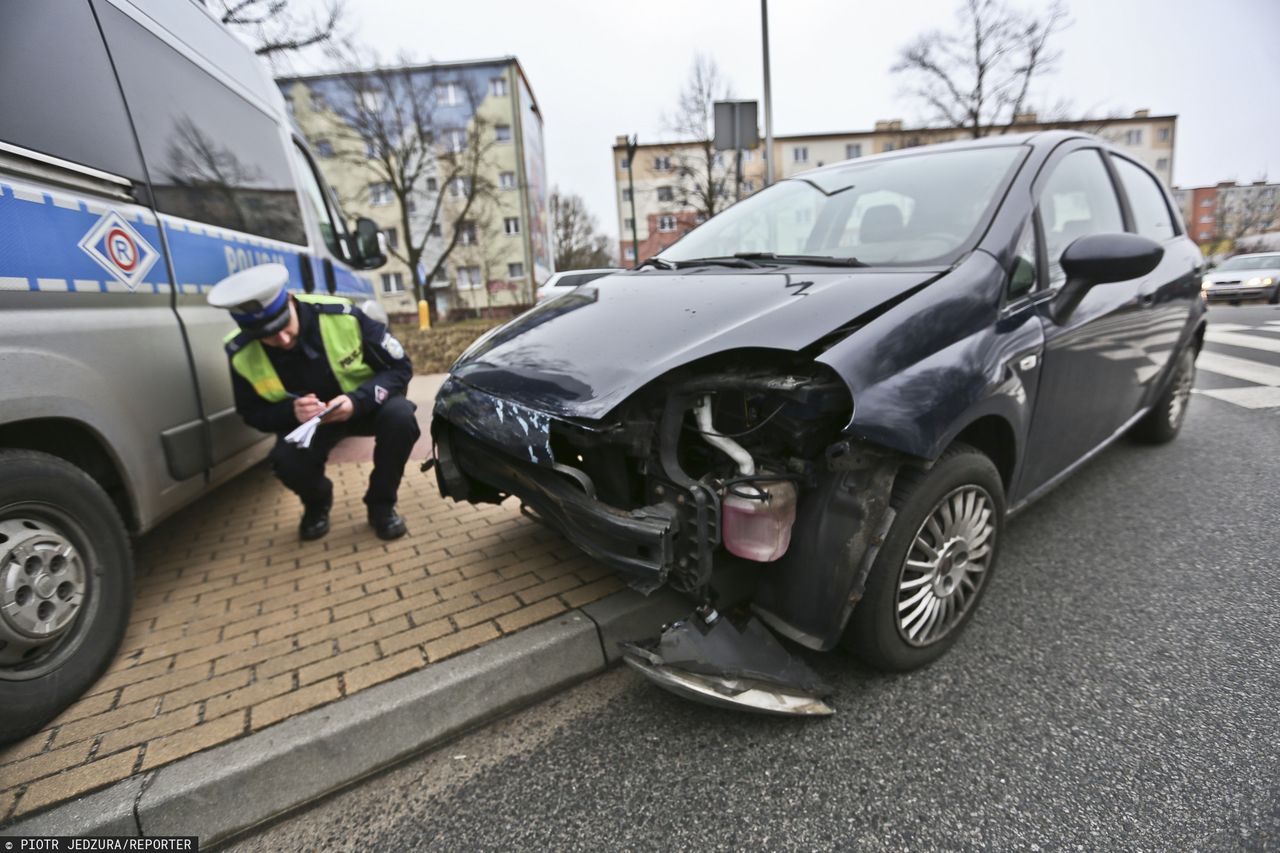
[948,414,1017,493]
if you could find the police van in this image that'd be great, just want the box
[0,0,387,742]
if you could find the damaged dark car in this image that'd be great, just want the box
[428,132,1206,715]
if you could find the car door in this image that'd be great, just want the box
[1017,145,1151,498]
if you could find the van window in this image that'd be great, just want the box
[290,143,348,259]
[97,5,306,245]
[0,0,144,182]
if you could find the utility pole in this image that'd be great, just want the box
[625,135,640,268]
[761,0,774,186]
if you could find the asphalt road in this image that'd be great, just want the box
[230,304,1280,853]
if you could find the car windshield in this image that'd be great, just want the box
[1216,255,1280,271]
[659,146,1024,267]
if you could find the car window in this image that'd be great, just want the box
[1038,149,1124,287]
[0,0,145,182]
[1111,156,1176,241]
[98,4,306,245]
[1008,219,1038,299]
[290,143,346,259]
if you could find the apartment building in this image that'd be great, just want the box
[614,110,1176,262]
[1173,181,1280,249]
[279,57,551,317]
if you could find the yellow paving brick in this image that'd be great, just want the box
[476,573,542,603]
[1,788,17,822]
[328,588,399,623]
[14,748,140,817]
[41,689,118,727]
[292,611,373,649]
[170,631,257,670]
[394,569,464,602]
[210,637,296,676]
[250,678,342,731]
[126,625,223,664]
[203,673,293,719]
[50,699,158,749]
[408,593,480,627]
[222,607,300,641]
[454,595,522,629]
[0,731,53,766]
[344,649,424,694]
[291,585,368,620]
[142,712,246,771]
[377,617,453,656]
[515,574,583,606]
[0,740,93,790]
[434,570,503,602]
[98,705,200,754]
[117,662,211,706]
[160,669,252,714]
[298,644,377,686]
[496,597,570,634]
[560,576,625,609]
[334,615,412,653]
[424,622,500,663]
[256,641,335,679]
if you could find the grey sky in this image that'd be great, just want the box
[286,0,1280,242]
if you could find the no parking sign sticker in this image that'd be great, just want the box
[79,209,159,291]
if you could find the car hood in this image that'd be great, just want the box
[1204,268,1280,283]
[448,267,941,420]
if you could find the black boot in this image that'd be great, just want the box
[368,507,407,540]
[299,499,332,541]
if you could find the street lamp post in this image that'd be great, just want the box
[762,0,774,186]
[625,135,640,268]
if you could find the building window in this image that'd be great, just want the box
[435,83,461,106]
[654,156,672,171]
[457,221,477,245]
[364,139,378,159]
[449,176,472,198]
[743,180,755,193]
[1200,198,1213,207]
[456,265,482,289]
[500,171,516,189]
[504,216,520,235]
[621,188,632,201]
[1199,231,1210,239]
[429,222,442,237]
[1200,215,1214,223]
[314,139,334,158]
[624,246,636,261]
[846,142,862,159]
[1125,129,1143,145]
[380,227,398,250]
[714,152,725,167]
[624,218,634,231]
[368,182,392,206]
[793,146,808,163]
[507,262,524,278]
[284,96,295,115]
[444,128,466,153]
[883,142,896,152]
[619,157,629,170]
[380,272,404,294]
[1158,127,1170,142]
[495,124,512,142]
[310,89,328,111]
[742,150,752,162]
[490,77,508,97]
[658,215,677,232]
[657,186,674,202]
[1156,157,1169,172]
[426,177,438,192]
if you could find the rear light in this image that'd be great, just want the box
[721,480,797,562]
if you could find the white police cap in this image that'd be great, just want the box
[208,263,292,338]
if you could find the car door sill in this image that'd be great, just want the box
[1008,405,1150,518]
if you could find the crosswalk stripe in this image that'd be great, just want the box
[1198,386,1280,410]
[1204,329,1280,355]
[1197,351,1280,386]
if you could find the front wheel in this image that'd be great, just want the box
[843,444,1004,671]
[0,450,133,745]
[1132,347,1195,444]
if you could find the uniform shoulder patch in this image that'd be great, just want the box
[381,332,405,360]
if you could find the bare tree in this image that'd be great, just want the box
[316,44,500,316]
[660,54,737,223]
[1214,181,1280,251]
[218,0,345,62]
[551,189,615,270]
[892,0,1070,138]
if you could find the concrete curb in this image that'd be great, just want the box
[2,588,688,846]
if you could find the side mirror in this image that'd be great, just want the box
[1050,232,1163,324]
[352,217,387,270]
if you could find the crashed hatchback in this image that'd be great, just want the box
[428,132,1206,713]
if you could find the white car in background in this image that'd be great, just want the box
[535,268,623,302]
[1201,252,1280,304]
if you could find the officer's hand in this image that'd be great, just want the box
[293,394,325,422]
[321,394,354,424]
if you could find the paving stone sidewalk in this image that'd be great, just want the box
[0,375,624,823]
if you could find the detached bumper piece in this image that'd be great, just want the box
[621,607,835,716]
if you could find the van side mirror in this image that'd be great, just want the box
[352,217,387,270]
[1050,233,1163,324]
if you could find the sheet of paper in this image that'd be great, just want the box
[283,401,342,449]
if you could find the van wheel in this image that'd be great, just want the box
[1132,348,1195,444]
[843,444,1004,671]
[0,450,132,746]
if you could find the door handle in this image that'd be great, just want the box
[1139,292,1156,307]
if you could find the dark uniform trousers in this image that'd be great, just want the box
[267,395,421,516]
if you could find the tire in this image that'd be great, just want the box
[842,443,1004,671]
[0,450,133,745]
[1131,347,1195,445]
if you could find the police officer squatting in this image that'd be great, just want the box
[209,264,419,541]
